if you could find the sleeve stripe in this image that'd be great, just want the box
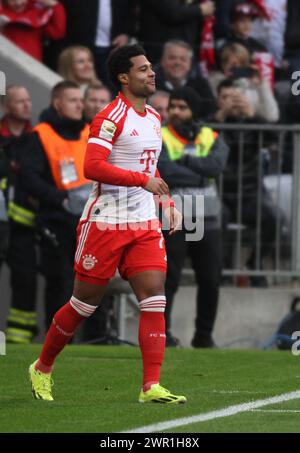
[88,138,113,150]
[111,101,126,122]
[114,105,126,124]
[108,98,122,119]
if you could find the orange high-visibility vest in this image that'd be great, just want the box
[34,122,90,190]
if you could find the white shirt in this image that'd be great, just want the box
[81,93,162,224]
[95,0,112,47]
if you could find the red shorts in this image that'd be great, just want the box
[74,220,167,285]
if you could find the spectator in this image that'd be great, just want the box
[217,1,267,55]
[155,40,217,119]
[60,0,136,85]
[214,79,277,286]
[0,0,66,61]
[58,46,100,95]
[20,81,91,329]
[83,83,112,123]
[149,91,170,125]
[0,85,39,343]
[158,87,229,348]
[209,43,279,122]
[251,0,287,70]
[138,0,215,64]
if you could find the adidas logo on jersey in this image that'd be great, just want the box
[130,129,139,136]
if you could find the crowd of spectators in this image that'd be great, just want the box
[1,0,299,124]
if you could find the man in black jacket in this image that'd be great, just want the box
[21,81,91,329]
[0,86,39,344]
[158,87,229,347]
[155,40,217,120]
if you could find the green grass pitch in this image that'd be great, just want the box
[1,345,300,433]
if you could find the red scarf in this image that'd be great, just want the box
[0,0,54,29]
[251,0,272,20]
[199,1,216,78]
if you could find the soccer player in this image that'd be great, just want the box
[29,44,186,404]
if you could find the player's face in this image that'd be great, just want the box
[54,88,83,121]
[126,55,156,97]
[5,87,32,121]
[168,99,193,127]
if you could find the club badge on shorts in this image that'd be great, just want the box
[82,254,98,270]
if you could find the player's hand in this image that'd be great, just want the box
[144,177,169,195]
[164,206,183,236]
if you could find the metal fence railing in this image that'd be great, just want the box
[208,123,300,278]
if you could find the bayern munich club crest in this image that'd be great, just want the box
[82,254,98,270]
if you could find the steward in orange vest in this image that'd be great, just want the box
[20,81,91,329]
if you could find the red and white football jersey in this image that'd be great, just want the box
[81,92,162,224]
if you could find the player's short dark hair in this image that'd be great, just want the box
[107,44,147,89]
[217,78,234,95]
[51,80,80,100]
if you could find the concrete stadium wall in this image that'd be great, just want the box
[0,35,62,123]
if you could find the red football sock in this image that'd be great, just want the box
[138,296,166,391]
[36,297,96,372]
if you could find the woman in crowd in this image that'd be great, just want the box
[57,45,101,94]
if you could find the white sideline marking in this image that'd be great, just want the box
[252,409,300,413]
[122,390,300,433]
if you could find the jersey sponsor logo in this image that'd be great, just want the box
[82,254,98,270]
[99,120,117,141]
[140,149,157,174]
[130,129,139,137]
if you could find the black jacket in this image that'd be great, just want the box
[20,108,87,229]
[138,0,203,63]
[0,126,37,222]
[61,0,136,49]
[155,65,217,119]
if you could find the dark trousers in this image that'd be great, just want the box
[164,227,222,340]
[39,222,76,329]
[6,222,37,312]
[223,195,277,269]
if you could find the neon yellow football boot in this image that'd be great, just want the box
[139,383,187,404]
[28,360,54,401]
